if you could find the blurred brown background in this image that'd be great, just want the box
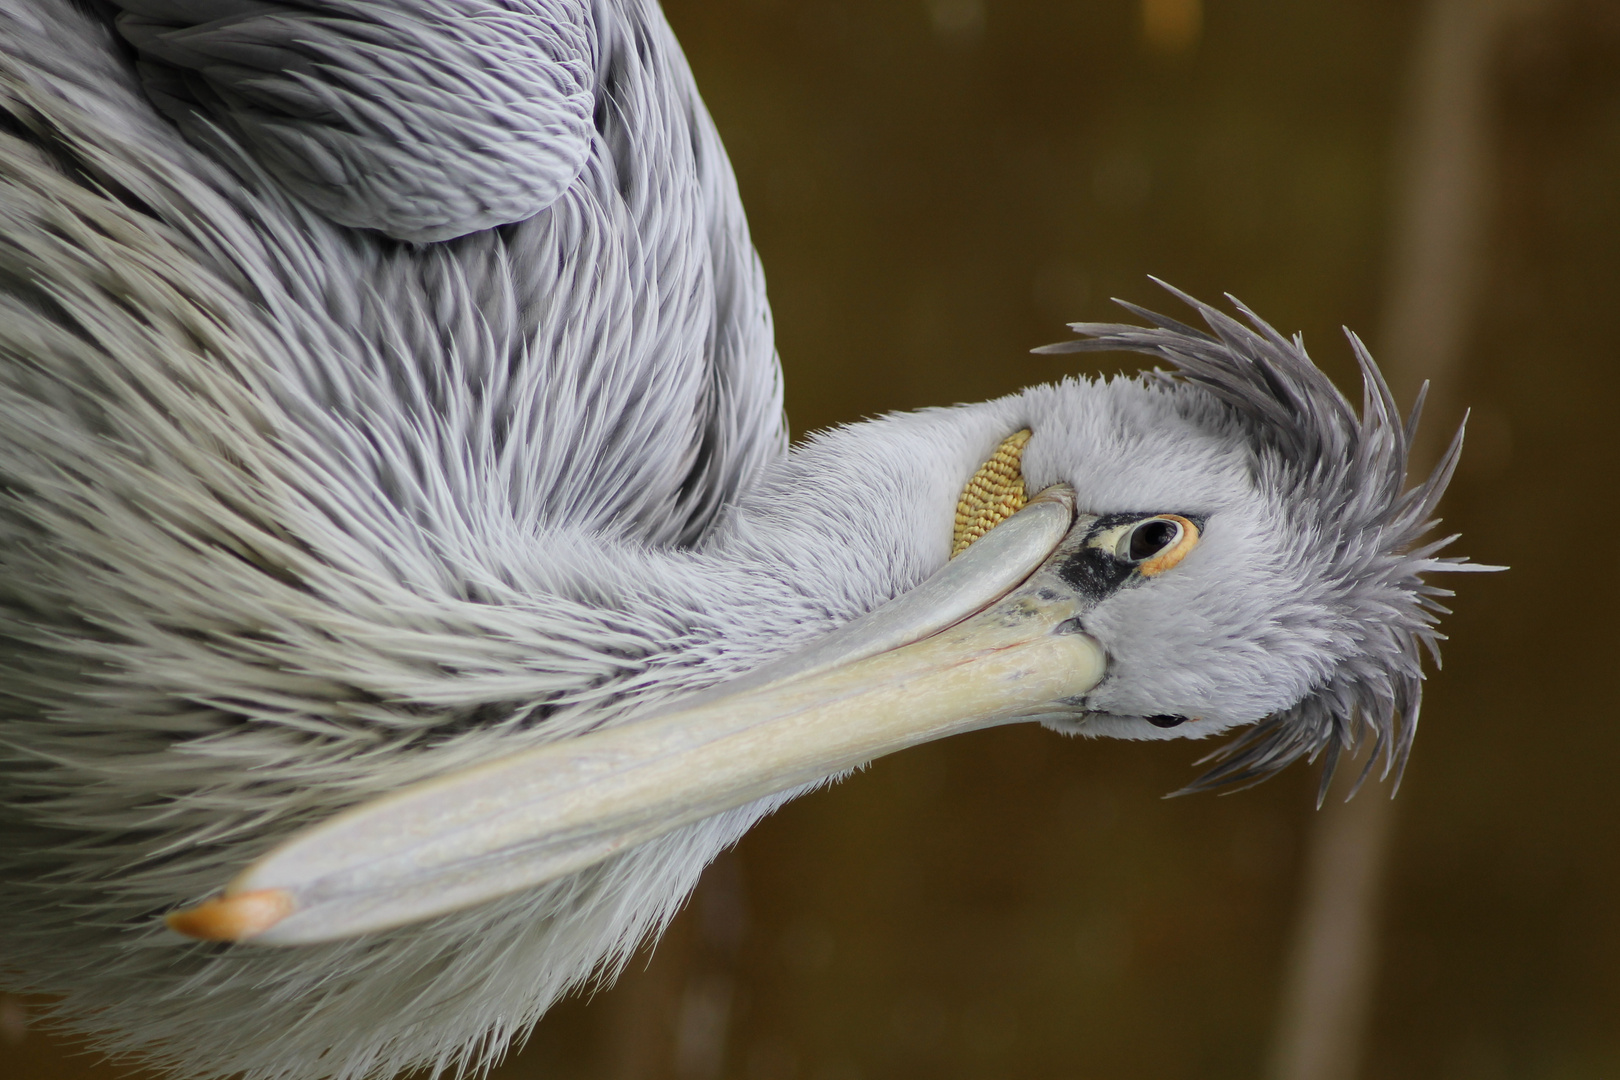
[8,0,1619,1078]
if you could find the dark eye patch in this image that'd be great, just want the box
[1146,714,1187,728]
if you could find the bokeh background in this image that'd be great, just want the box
[7,0,1618,1078]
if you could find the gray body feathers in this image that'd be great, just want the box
[0,2,791,1077]
[115,0,598,242]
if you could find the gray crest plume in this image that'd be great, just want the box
[1037,285,1495,802]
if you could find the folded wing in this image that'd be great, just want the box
[113,0,595,241]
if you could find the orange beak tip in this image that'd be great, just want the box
[164,889,294,942]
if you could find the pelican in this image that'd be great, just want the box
[0,2,1487,1079]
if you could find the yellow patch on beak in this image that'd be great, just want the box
[952,429,1032,557]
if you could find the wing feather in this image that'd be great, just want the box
[112,0,596,241]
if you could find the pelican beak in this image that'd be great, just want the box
[167,486,1120,945]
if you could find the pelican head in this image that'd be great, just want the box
[1027,290,1474,792]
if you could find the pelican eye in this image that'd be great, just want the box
[1120,518,1180,561]
[1116,514,1200,576]
[1147,715,1187,728]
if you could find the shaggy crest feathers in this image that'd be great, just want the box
[1037,284,1494,801]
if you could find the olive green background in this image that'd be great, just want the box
[8,1,1620,1078]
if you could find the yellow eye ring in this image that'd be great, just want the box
[1134,514,1201,576]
